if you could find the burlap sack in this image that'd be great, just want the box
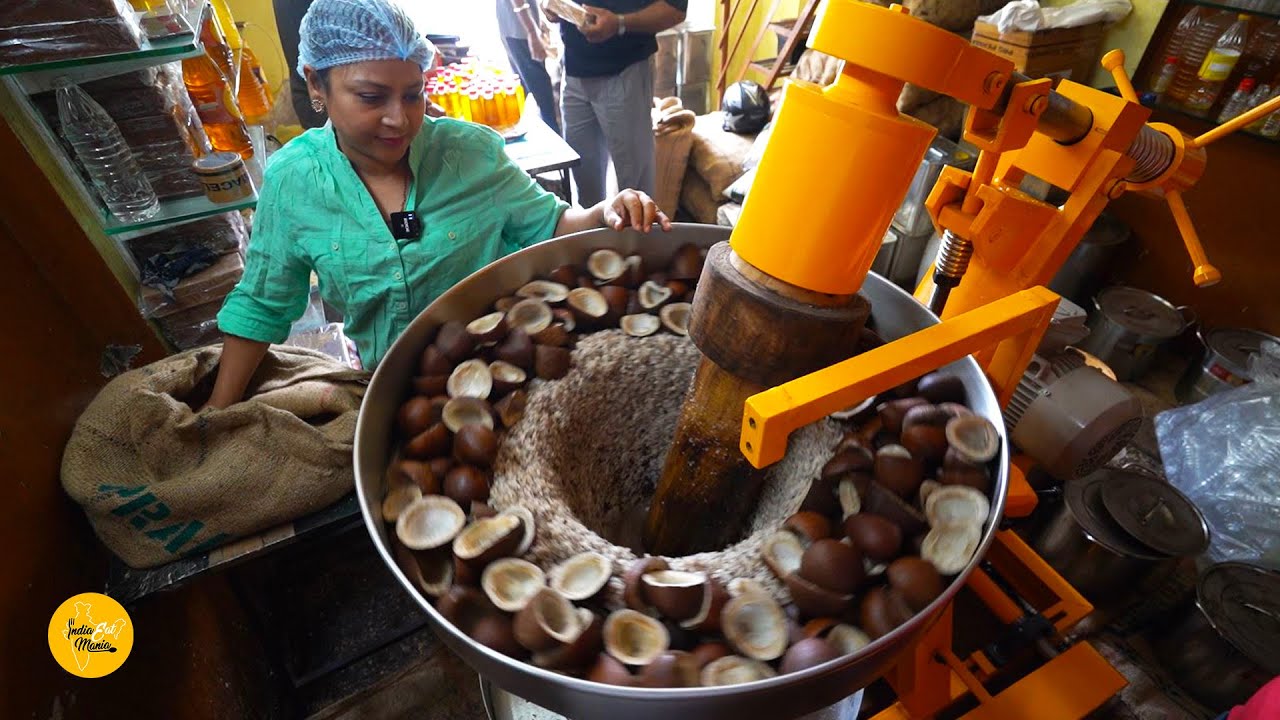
[689,111,756,198]
[653,97,696,217]
[61,345,369,568]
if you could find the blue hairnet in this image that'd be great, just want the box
[297,0,436,78]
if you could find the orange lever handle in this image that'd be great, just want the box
[1102,50,1139,103]
[740,287,1060,468]
[1165,189,1222,288]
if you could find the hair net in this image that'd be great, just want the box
[297,0,436,78]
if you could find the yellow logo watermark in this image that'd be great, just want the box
[47,592,133,678]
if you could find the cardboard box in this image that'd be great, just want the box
[971,21,1107,83]
[545,0,589,28]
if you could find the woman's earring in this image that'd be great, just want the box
[311,98,325,113]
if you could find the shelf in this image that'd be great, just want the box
[1149,100,1280,143]
[2,2,209,94]
[104,189,258,239]
[1177,0,1280,22]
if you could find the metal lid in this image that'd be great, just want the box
[1099,471,1208,557]
[1062,473,1168,560]
[1094,286,1185,338]
[1205,328,1280,377]
[1197,562,1280,673]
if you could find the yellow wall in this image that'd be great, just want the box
[225,0,288,92]
[717,0,805,90]
[1043,0,1170,87]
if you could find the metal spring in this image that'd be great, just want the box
[1125,126,1175,184]
[934,230,974,279]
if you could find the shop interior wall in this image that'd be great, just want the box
[1106,110,1280,337]
[0,116,277,717]
[716,0,806,96]
[227,0,289,95]
[1042,0,1170,87]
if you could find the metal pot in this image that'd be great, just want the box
[1033,468,1207,606]
[1175,327,1280,404]
[353,225,1010,720]
[1077,286,1191,382]
[1047,212,1130,307]
[1150,562,1280,710]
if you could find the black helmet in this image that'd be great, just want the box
[722,81,771,134]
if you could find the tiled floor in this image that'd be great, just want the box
[316,648,487,720]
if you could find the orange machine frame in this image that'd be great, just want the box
[718,2,1280,717]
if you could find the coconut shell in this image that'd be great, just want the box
[534,344,571,380]
[623,556,670,611]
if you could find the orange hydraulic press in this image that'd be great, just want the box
[715,2,1280,718]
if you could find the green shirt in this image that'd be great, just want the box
[217,117,569,368]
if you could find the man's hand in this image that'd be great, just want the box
[540,0,561,22]
[527,33,548,62]
[581,6,619,43]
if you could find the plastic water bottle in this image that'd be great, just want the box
[1150,56,1180,100]
[1164,7,1211,104]
[1166,9,1233,105]
[1217,77,1258,121]
[56,81,159,223]
[1184,14,1251,115]
[1246,84,1277,130]
[1260,105,1280,136]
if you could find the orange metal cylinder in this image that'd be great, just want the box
[729,74,936,295]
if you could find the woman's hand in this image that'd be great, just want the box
[602,189,671,233]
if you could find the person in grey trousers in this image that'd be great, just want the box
[542,1,687,207]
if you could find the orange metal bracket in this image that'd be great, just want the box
[740,287,1060,469]
[810,1,1014,109]
[1004,462,1037,518]
[875,531,1120,720]
[964,78,1051,156]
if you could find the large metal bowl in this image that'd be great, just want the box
[355,224,1009,720]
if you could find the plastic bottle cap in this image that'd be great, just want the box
[1165,55,1178,64]
[192,151,244,173]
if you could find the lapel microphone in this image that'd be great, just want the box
[390,211,423,240]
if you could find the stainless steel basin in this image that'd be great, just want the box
[354,224,1009,720]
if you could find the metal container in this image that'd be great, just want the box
[1175,327,1280,404]
[873,225,934,291]
[1046,212,1129,307]
[652,25,714,113]
[1034,469,1207,605]
[892,135,977,237]
[1077,286,1190,382]
[354,225,1010,720]
[1151,562,1280,709]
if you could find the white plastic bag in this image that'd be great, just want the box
[1156,347,1280,563]
[979,0,1131,33]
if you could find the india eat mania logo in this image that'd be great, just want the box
[47,592,133,678]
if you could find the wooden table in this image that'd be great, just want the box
[502,116,579,202]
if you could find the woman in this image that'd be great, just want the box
[209,0,670,409]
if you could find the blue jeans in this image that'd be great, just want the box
[502,36,560,134]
